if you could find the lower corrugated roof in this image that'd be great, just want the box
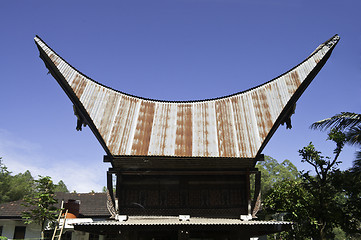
[74,216,292,226]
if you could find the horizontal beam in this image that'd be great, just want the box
[107,168,259,175]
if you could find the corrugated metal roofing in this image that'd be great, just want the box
[74,216,292,226]
[34,35,339,160]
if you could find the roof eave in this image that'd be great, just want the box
[34,38,113,160]
[256,35,339,157]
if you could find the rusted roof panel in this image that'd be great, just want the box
[34,35,339,160]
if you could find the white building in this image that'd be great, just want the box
[0,192,112,240]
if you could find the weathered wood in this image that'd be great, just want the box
[252,171,261,218]
[116,169,259,176]
[107,171,115,210]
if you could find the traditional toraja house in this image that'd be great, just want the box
[34,35,339,240]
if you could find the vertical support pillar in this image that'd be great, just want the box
[246,170,251,216]
[252,171,261,218]
[115,172,122,200]
[115,172,122,213]
[107,170,116,211]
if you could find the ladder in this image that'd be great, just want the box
[52,201,68,240]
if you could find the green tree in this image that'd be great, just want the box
[8,170,34,201]
[54,180,69,193]
[0,160,34,203]
[255,156,299,198]
[0,159,69,204]
[332,170,361,238]
[263,179,314,239]
[298,129,346,240]
[312,113,361,237]
[311,112,361,171]
[0,158,12,204]
[264,130,347,240]
[22,176,59,240]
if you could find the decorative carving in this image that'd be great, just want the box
[106,189,116,219]
[73,105,87,131]
[326,35,340,48]
[252,192,261,218]
[281,104,296,129]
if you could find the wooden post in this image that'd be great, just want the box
[252,171,261,218]
[246,170,251,216]
[115,172,122,200]
[107,171,116,211]
[115,172,122,213]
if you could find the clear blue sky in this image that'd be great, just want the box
[0,1,360,192]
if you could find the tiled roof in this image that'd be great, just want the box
[0,192,110,219]
[34,35,339,161]
[55,192,109,217]
[0,200,27,218]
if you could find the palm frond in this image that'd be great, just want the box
[346,126,361,147]
[311,112,361,132]
[351,151,361,173]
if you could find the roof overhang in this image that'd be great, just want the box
[105,154,263,171]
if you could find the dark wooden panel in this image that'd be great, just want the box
[118,175,247,217]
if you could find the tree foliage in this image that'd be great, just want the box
[255,156,299,198]
[22,176,59,240]
[311,112,361,171]
[264,129,361,239]
[8,171,34,202]
[0,159,70,239]
[54,180,69,193]
[0,159,69,204]
[0,159,34,204]
[332,169,361,238]
[311,112,361,237]
[263,180,314,239]
[0,158,12,204]
[296,131,345,240]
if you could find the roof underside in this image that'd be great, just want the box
[34,35,339,162]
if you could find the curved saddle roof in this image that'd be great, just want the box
[34,35,339,163]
